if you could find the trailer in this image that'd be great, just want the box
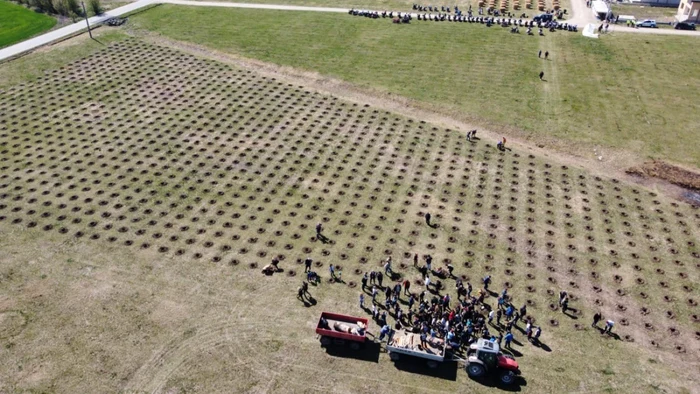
[386,329,447,368]
[315,311,369,350]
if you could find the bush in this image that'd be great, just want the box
[88,0,102,15]
[52,0,81,17]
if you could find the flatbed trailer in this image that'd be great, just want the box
[315,311,369,350]
[386,329,447,368]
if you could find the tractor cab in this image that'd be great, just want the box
[467,339,520,385]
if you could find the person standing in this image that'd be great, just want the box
[315,222,323,237]
[304,257,312,273]
[377,271,384,288]
[496,309,503,325]
[592,312,602,328]
[544,50,549,60]
[538,49,542,58]
[561,297,569,313]
[369,270,376,285]
[488,309,495,325]
[329,264,335,279]
[533,326,541,343]
[372,285,378,304]
[361,272,368,289]
[403,279,411,295]
[425,275,431,290]
[425,212,432,226]
[504,331,514,348]
[539,71,545,80]
[413,253,419,266]
[360,293,365,308]
[384,256,392,275]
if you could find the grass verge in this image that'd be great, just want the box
[0,0,57,49]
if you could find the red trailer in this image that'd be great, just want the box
[316,311,369,350]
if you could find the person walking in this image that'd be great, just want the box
[315,222,323,237]
[425,212,432,226]
[539,71,545,80]
[496,309,503,325]
[538,49,542,58]
[360,293,365,308]
[304,257,312,273]
[361,272,368,289]
[483,275,491,291]
[378,324,391,342]
[384,256,392,276]
[488,309,495,325]
[403,279,411,296]
[561,297,569,313]
[329,264,335,279]
[533,326,541,343]
[424,275,431,290]
[592,312,602,328]
[519,304,527,321]
[413,253,419,266]
[372,285,378,303]
[377,271,384,288]
[544,50,549,60]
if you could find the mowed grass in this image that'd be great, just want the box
[132,6,700,168]
[188,0,572,16]
[0,0,56,49]
[0,38,698,393]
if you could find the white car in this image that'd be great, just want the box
[636,19,657,28]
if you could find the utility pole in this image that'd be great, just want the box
[81,1,93,39]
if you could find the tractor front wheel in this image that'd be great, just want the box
[499,370,516,385]
[467,363,486,378]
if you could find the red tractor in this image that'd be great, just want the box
[466,339,521,385]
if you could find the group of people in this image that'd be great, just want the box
[364,267,548,356]
[348,7,577,33]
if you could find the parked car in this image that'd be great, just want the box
[533,13,553,23]
[636,19,657,28]
[674,21,696,30]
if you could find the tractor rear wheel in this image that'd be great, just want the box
[467,363,486,378]
[499,370,516,385]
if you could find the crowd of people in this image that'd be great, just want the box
[348,5,577,32]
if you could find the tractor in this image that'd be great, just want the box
[465,339,521,385]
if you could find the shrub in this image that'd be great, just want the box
[88,0,102,15]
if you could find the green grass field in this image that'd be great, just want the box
[0,0,57,49]
[190,0,571,16]
[131,6,700,168]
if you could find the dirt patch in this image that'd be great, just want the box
[627,160,700,192]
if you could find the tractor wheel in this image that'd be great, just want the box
[349,342,361,351]
[389,352,400,361]
[320,336,331,346]
[499,370,516,385]
[467,363,486,378]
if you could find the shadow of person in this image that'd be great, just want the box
[563,311,579,320]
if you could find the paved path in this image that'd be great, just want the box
[1,0,698,62]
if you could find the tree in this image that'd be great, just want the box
[88,0,102,15]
